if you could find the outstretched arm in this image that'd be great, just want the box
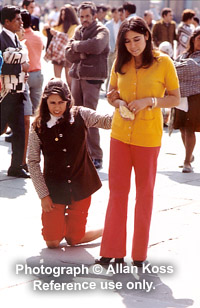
[79,107,112,129]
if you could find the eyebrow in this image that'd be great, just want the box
[125,35,141,39]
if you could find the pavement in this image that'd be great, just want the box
[1,59,200,307]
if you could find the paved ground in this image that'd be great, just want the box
[0,53,200,307]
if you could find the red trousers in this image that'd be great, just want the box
[42,196,91,245]
[100,138,160,261]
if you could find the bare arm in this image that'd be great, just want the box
[128,88,180,114]
[107,85,127,108]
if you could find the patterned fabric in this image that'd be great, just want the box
[177,23,194,56]
[174,51,200,97]
[28,107,112,200]
[44,31,68,65]
[0,46,28,102]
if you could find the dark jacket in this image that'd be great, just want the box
[36,110,102,204]
[152,19,177,47]
[0,30,21,76]
[31,15,40,31]
[65,20,109,80]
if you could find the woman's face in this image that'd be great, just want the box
[47,94,67,117]
[124,30,148,58]
[193,34,200,51]
[61,9,65,21]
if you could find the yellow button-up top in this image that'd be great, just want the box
[110,51,179,147]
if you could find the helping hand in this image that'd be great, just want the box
[107,89,120,104]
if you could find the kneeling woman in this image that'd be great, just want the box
[28,78,112,248]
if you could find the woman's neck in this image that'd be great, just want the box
[134,56,142,69]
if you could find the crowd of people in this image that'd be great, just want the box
[0,1,200,266]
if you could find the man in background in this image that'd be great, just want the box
[66,1,109,169]
[0,5,30,178]
[152,7,177,47]
[143,10,155,31]
[22,0,40,31]
[105,7,121,93]
[123,2,137,20]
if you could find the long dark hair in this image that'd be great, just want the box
[115,17,154,74]
[187,27,200,56]
[57,4,79,33]
[33,78,73,133]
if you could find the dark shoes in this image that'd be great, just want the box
[7,166,30,178]
[5,132,13,143]
[133,260,144,267]
[22,164,29,172]
[95,257,124,265]
[93,159,103,169]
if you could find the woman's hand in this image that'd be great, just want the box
[50,29,57,36]
[107,89,120,104]
[41,196,55,213]
[107,89,127,109]
[128,98,151,114]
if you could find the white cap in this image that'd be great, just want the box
[158,41,173,58]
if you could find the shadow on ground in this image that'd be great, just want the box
[26,245,193,308]
[157,170,200,186]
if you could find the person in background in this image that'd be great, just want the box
[47,6,60,27]
[14,22,33,172]
[28,78,112,248]
[143,10,155,31]
[0,51,3,91]
[0,5,30,178]
[43,4,79,88]
[65,1,109,170]
[21,10,43,114]
[123,2,137,20]
[177,9,195,56]
[173,27,200,173]
[118,6,125,22]
[22,0,40,31]
[105,7,121,93]
[152,7,177,48]
[96,17,180,266]
[158,41,174,127]
[43,4,79,87]
[192,16,199,28]
[96,4,108,24]
[21,10,44,114]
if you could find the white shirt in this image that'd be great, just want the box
[113,21,120,42]
[3,27,18,46]
[47,114,63,128]
[127,13,137,21]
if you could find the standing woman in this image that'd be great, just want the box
[43,4,79,87]
[173,27,200,173]
[96,17,180,266]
